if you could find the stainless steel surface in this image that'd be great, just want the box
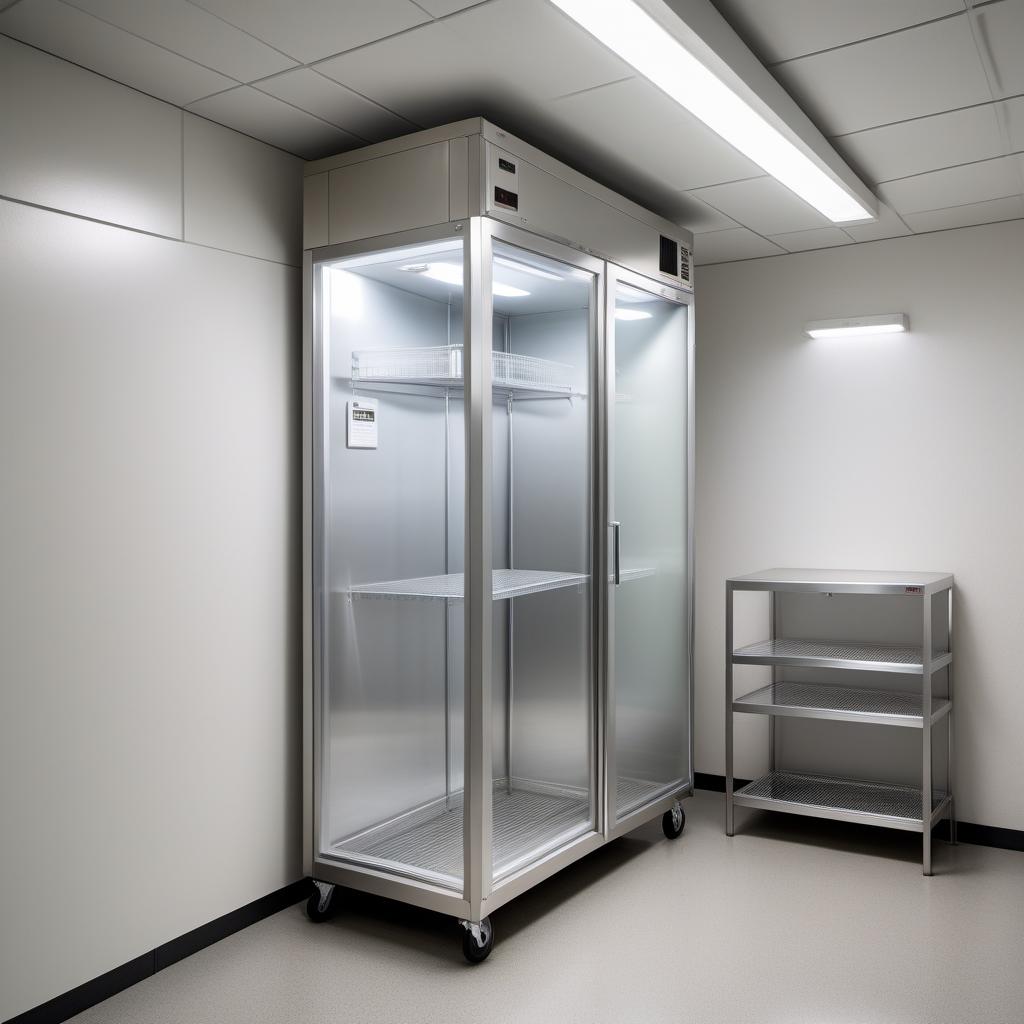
[338,783,592,888]
[725,582,734,836]
[733,637,951,674]
[728,567,954,595]
[464,216,492,919]
[725,569,955,871]
[733,681,951,728]
[948,587,957,845]
[347,569,589,600]
[734,771,946,831]
[306,126,695,937]
[610,521,621,586]
[923,592,933,875]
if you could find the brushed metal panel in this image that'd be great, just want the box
[328,142,450,244]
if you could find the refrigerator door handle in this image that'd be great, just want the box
[611,521,621,586]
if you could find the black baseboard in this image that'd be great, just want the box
[694,773,1024,853]
[6,879,308,1024]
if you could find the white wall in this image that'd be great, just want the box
[695,217,1024,832]
[0,38,302,1021]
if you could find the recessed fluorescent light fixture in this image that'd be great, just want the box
[548,0,873,223]
[400,263,529,297]
[804,314,909,338]
[615,308,653,321]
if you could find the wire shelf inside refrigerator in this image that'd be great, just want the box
[347,568,589,601]
[350,344,580,397]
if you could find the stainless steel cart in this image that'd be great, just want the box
[725,568,955,874]
[302,120,695,961]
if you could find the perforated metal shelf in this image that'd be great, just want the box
[336,784,592,887]
[349,344,581,398]
[348,569,589,601]
[733,681,951,728]
[734,771,947,831]
[732,638,951,674]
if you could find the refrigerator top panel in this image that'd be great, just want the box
[304,118,693,293]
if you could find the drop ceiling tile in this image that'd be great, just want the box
[317,0,630,124]
[841,201,912,242]
[902,195,1024,233]
[63,0,296,81]
[677,193,741,234]
[836,104,1004,184]
[878,156,1020,215]
[768,227,855,252]
[689,176,829,235]
[188,87,359,159]
[253,69,413,142]
[1001,95,1024,151]
[413,0,481,13]
[188,0,430,64]
[773,16,992,136]
[714,0,963,64]
[693,228,784,265]
[0,0,236,105]
[976,0,1024,97]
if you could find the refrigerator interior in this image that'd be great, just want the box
[318,237,596,890]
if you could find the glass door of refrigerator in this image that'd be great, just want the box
[608,273,691,821]
[487,236,597,883]
[314,234,468,890]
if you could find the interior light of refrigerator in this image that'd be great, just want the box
[495,255,564,281]
[400,262,529,297]
[548,0,873,223]
[615,308,653,320]
[804,314,909,338]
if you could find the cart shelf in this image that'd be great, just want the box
[348,568,589,601]
[732,638,952,674]
[733,680,951,728]
[350,344,582,398]
[733,771,949,832]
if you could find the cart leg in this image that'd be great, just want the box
[725,582,735,836]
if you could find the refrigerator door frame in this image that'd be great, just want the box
[603,262,696,842]
[475,217,605,920]
[307,221,474,920]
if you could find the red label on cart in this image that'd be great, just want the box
[904,586,924,595]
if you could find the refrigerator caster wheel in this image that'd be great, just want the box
[662,802,685,840]
[306,881,337,923]
[460,917,494,964]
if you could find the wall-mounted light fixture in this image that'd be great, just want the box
[804,314,909,339]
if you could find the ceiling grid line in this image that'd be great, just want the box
[765,10,968,68]
[58,0,255,88]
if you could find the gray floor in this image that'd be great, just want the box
[71,791,1024,1024]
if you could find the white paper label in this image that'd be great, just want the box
[347,398,378,449]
